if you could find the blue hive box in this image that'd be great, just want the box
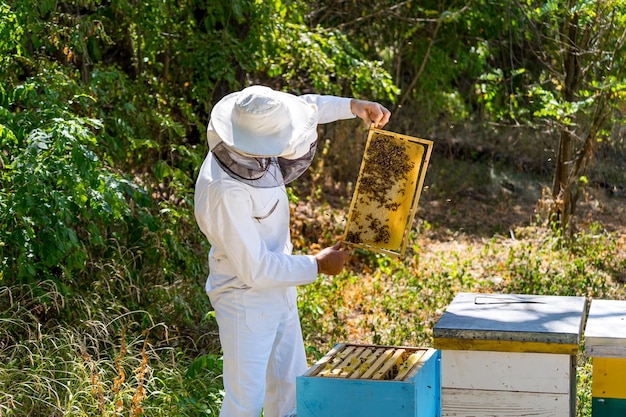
[296,343,441,417]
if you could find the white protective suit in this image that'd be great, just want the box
[194,94,355,417]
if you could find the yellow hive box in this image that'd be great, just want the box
[343,128,433,257]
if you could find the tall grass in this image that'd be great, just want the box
[0,281,223,417]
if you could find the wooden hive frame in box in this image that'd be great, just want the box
[304,343,429,381]
[343,128,433,257]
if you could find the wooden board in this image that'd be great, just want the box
[433,292,586,353]
[395,350,427,381]
[343,128,433,258]
[441,350,572,393]
[585,299,626,358]
[442,388,571,417]
[592,357,626,399]
[305,343,344,377]
[320,345,363,378]
[349,347,384,379]
[434,337,578,354]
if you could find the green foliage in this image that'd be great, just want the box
[0,0,214,291]
[261,22,399,101]
[577,353,594,417]
[501,233,611,297]
[304,1,477,124]
[0,0,402,293]
[301,222,623,343]
[0,3,22,72]
[1,72,143,285]
[510,1,626,126]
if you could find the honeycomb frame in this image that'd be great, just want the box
[343,128,433,257]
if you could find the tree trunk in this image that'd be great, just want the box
[552,130,572,230]
[550,2,580,235]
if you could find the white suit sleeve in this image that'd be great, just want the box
[198,183,318,289]
[300,95,355,124]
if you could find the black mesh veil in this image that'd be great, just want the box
[212,141,318,188]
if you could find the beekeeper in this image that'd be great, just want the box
[194,85,390,417]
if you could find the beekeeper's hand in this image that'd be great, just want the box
[315,241,349,276]
[350,99,391,128]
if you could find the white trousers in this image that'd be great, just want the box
[209,286,307,417]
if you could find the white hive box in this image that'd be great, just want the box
[584,299,626,417]
[433,292,586,417]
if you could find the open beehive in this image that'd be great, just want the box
[343,128,433,257]
[297,343,441,417]
[305,343,429,381]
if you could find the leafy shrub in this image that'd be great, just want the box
[0,71,149,288]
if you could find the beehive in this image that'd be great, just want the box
[343,128,433,257]
[296,343,440,417]
[433,292,586,417]
[584,299,626,416]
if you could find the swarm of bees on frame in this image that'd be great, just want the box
[346,134,415,245]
